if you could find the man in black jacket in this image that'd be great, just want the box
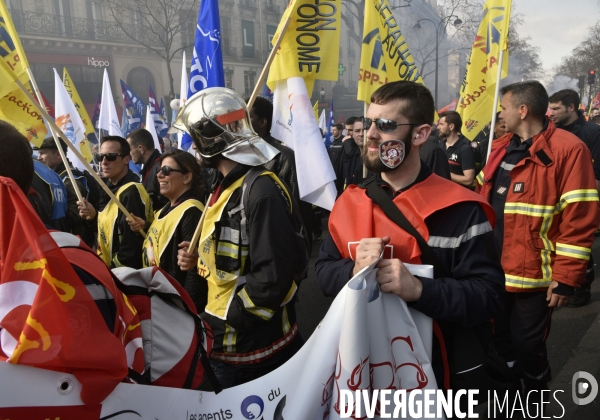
[174,88,308,388]
[78,136,153,269]
[248,96,313,244]
[549,89,600,307]
[315,81,505,395]
[329,123,344,193]
[127,128,168,211]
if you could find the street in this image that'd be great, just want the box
[296,221,600,420]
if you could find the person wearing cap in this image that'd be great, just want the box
[174,88,308,388]
[35,137,95,247]
[30,142,68,231]
[78,136,154,269]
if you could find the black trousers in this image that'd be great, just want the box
[582,255,595,288]
[491,291,553,391]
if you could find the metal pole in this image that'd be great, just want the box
[486,49,505,161]
[434,24,440,108]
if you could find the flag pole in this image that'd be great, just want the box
[247,17,291,111]
[26,68,84,204]
[15,77,146,237]
[187,193,212,254]
[363,101,368,179]
[486,49,505,160]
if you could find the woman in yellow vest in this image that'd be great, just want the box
[128,150,207,311]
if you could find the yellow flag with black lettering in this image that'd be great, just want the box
[457,0,511,140]
[63,68,94,161]
[267,0,341,94]
[0,1,47,145]
[357,0,426,103]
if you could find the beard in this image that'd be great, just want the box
[362,131,413,173]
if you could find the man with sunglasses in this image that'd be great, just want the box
[315,81,505,396]
[78,136,153,269]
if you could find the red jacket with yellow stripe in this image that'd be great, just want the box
[476,121,600,292]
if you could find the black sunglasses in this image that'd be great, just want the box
[97,153,125,162]
[363,117,416,133]
[159,165,185,176]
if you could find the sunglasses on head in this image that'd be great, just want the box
[363,117,416,133]
[159,165,185,176]
[97,153,125,162]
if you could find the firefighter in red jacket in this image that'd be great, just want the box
[477,81,600,393]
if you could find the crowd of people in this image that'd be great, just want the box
[1,80,599,409]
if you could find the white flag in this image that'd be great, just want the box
[98,68,121,136]
[145,106,161,151]
[318,109,327,138]
[271,77,337,210]
[178,51,189,150]
[53,68,86,171]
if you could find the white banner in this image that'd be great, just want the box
[272,77,337,211]
[0,260,443,420]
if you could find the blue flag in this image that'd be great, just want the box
[181,0,225,152]
[325,99,334,150]
[120,80,146,137]
[149,85,169,138]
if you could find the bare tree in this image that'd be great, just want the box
[103,0,199,98]
[554,21,600,81]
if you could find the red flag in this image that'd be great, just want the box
[38,89,55,119]
[0,177,129,406]
[438,98,458,113]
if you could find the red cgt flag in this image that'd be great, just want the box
[0,176,128,406]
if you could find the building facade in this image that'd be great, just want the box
[8,0,453,125]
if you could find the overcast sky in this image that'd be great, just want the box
[513,0,599,73]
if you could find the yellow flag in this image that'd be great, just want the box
[0,2,47,145]
[457,0,511,140]
[63,68,94,161]
[0,57,16,97]
[357,0,426,103]
[0,0,29,80]
[63,68,95,138]
[267,0,341,94]
[313,101,319,121]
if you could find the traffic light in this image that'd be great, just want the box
[579,75,586,90]
[588,69,596,85]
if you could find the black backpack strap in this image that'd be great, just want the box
[364,180,448,278]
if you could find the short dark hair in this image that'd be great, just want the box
[250,96,273,131]
[160,149,204,198]
[370,81,435,125]
[334,123,343,131]
[101,135,131,156]
[0,120,34,193]
[591,107,599,112]
[127,128,155,150]
[345,116,358,126]
[592,115,600,124]
[548,89,580,109]
[438,111,462,132]
[500,81,548,119]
